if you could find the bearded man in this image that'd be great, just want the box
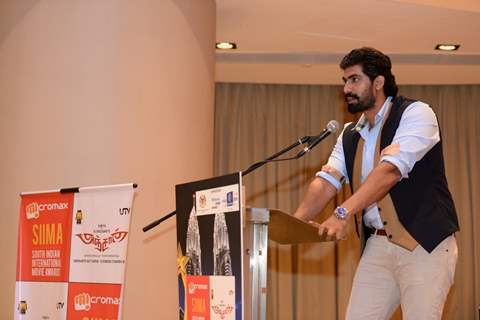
[294,47,459,319]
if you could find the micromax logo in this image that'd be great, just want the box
[38,202,69,211]
[74,293,120,311]
[188,282,208,294]
[25,202,69,220]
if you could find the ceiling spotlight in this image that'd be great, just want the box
[216,42,237,50]
[435,44,460,51]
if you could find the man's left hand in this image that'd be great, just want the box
[309,214,349,241]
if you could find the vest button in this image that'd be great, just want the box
[383,221,388,225]
[378,207,382,211]
[388,235,393,239]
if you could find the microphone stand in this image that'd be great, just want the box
[241,135,312,176]
[142,210,177,232]
[142,135,315,232]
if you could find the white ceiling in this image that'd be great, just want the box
[215,0,480,84]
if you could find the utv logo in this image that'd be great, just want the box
[56,302,65,309]
[74,292,120,311]
[119,207,130,215]
[76,229,128,252]
[25,202,69,219]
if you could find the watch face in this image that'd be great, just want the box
[335,207,348,219]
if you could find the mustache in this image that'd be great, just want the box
[345,93,359,100]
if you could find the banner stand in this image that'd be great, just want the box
[14,183,137,320]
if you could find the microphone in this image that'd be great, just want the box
[296,120,340,158]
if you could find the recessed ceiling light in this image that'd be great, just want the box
[435,44,460,51]
[216,42,237,50]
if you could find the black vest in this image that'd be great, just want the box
[342,96,459,252]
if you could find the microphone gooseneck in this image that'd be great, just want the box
[296,120,340,157]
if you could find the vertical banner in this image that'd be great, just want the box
[14,184,135,320]
[176,173,242,320]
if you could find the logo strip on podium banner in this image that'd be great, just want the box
[15,183,135,320]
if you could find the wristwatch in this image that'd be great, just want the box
[334,206,349,220]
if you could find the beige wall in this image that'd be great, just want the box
[0,0,215,319]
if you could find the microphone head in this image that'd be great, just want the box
[326,120,340,133]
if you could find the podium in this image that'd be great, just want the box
[243,207,330,320]
[169,173,331,320]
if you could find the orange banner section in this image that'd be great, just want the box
[186,276,211,320]
[67,282,122,320]
[16,192,74,282]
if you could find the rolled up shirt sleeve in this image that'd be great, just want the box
[380,101,440,178]
[315,125,349,191]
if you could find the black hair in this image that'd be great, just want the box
[340,47,398,98]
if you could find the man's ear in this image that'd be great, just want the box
[374,75,385,91]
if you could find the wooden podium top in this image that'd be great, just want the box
[268,209,331,244]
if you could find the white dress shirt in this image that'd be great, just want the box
[317,96,440,229]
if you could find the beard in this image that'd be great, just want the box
[345,92,376,114]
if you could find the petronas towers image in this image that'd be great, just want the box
[213,212,233,276]
[186,205,202,275]
[185,205,233,276]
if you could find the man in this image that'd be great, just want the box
[294,47,459,319]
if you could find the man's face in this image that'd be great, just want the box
[342,65,376,114]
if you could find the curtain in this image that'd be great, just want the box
[214,83,480,320]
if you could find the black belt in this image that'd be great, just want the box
[366,227,387,236]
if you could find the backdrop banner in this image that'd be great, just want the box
[14,183,135,320]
